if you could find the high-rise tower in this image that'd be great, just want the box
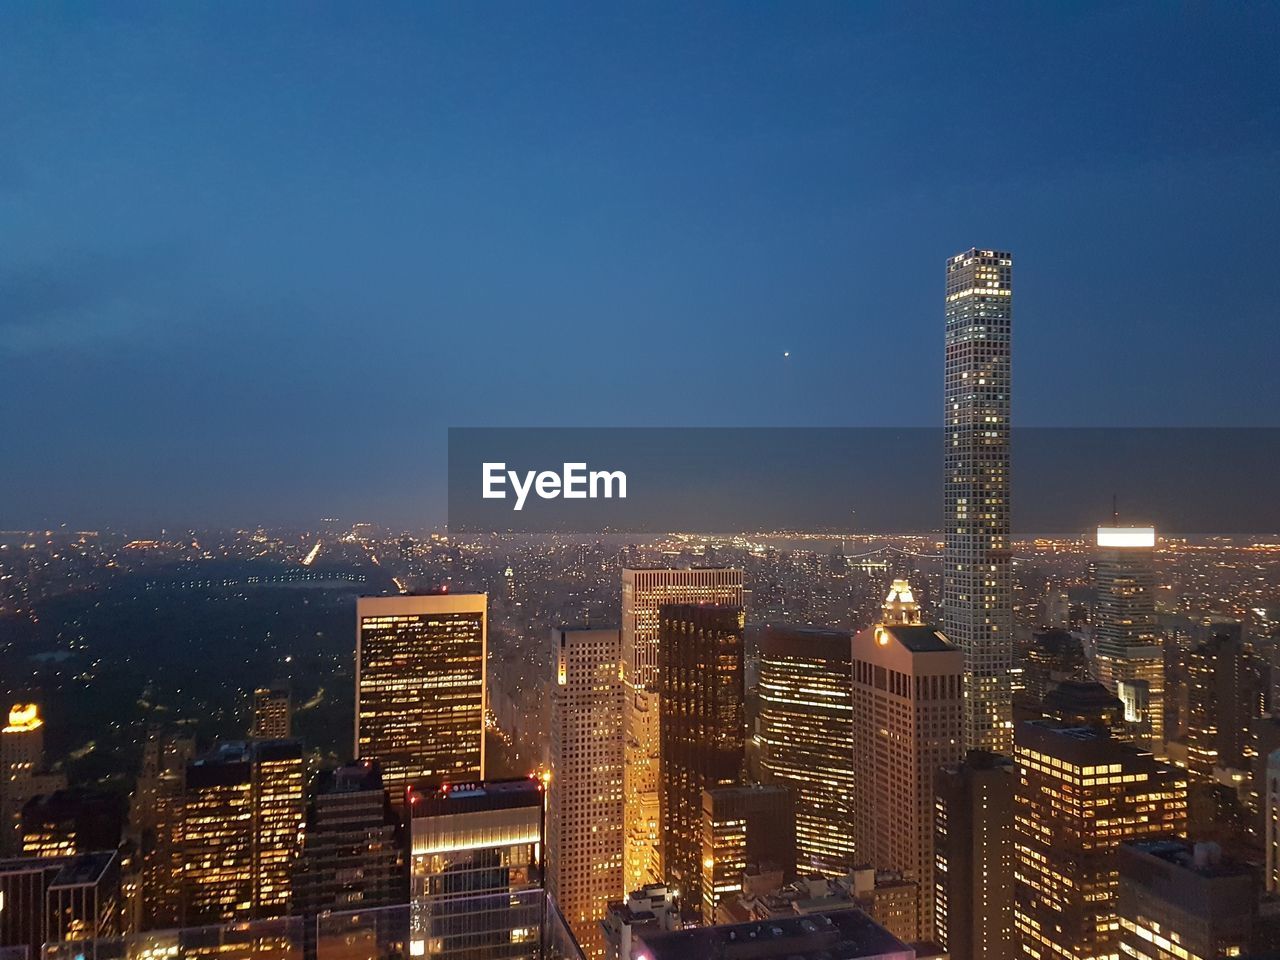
[1093,525,1165,754]
[548,627,624,958]
[943,247,1014,753]
[355,593,487,800]
[621,568,743,891]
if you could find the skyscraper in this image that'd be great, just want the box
[181,739,305,925]
[1013,721,1188,960]
[2,703,67,856]
[658,603,746,904]
[548,627,625,958]
[1093,525,1166,754]
[251,682,292,740]
[292,760,407,934]
[698,783,794,924]
[943,247,1014,754]
[934,750,1015,960]
[851,616,964,942]
[130,731,195,930]
[356,593,487,799]
[621,568,743,891]
[1185,627,1263,780]
[1267,749,1280,893]
[757,625,856,876]
[406,778,545,960]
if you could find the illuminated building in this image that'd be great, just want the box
[634,909,913,960]
[757,624,856,875]
[1185,627,1263,781]
[602,884,679,960]
[292,760,406,934]
[1093,525,1166,754]
[944,247,1015,755]
[621,568,742,892]
[406,778,544,959]
[356,593,487,799]
[130,731,194,930]
[547,627,624,958]
[657,604,746,904]
[934,750,1015,960]
[851,615,964,942]
[1013,721,1188,960]
[20,788,124,858]
[0,851,121,956]
[1116,840,1257,960]
[1040,679,1125,732]
[252,682,292,740]
[698,783,794,924]
[2,703,67,856]
[181,739,305,925]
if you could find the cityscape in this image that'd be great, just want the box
[3,248,1280,960]
[3,5,1279,960]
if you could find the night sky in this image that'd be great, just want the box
[2,3,1277,528]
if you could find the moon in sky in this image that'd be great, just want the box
[783,351,790,358]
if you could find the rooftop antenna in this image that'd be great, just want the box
[1112,494,1118,525]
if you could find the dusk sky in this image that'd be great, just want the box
[2,3,1277,528]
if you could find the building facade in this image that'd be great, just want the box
[757,625,856,875]
[699,783,794,924]
[851,619,964,942]
[547,627,625,958]
[1013,721,1188,960]
[251,682,292,740]
[1093,525,1166,754]
[2,703,67,856]
[934,750,1015,960]
[943,247,1015,755]
[356,593,487,800]
[621,568,742,892]
[657,603,745,906]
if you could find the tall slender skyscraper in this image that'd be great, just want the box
[1093,525,1165,754]
[621,568,743,892]
[355,593,487,800]
[548,627,624,958]
[851,611,964,942]
[658,603,746,903]
[943,247,1014,754]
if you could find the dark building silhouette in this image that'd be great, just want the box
[699,783,795,923]
[1185,626,1266,780]
[658,604,746,903]
[1041,679,1125,732]
[1023,628,1090,704]
[935,750,1015,960]
[20,788,125,858]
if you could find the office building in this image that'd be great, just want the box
[406,778,544,959]
[2,703,67,856]
[699,783,794,924]
[757,624,856,875]
[943,247,1015,755]
[251,682,292,740]
[20,788,124,858]
[935,750,1015,960]
[851,614,964,942]
[547,627,625,958]
[181,739,305,925]
[356,593,487,800]
[292,760,406,924]
[130,731,195,930]
[0,851,120,957]
[1185,627,1263,780]
[1013,721,1188,960]
[633,909,913,960]
[1040,679,1125,732]
[621,568,742,892]
[658,604,746,903]
[1093,525,1166,754]
[1116,840,1257,960]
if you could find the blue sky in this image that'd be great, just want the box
[2,3,1277,527]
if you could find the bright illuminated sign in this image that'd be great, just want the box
[1096,526,1155,548]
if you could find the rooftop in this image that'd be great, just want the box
[635,910,910,960]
